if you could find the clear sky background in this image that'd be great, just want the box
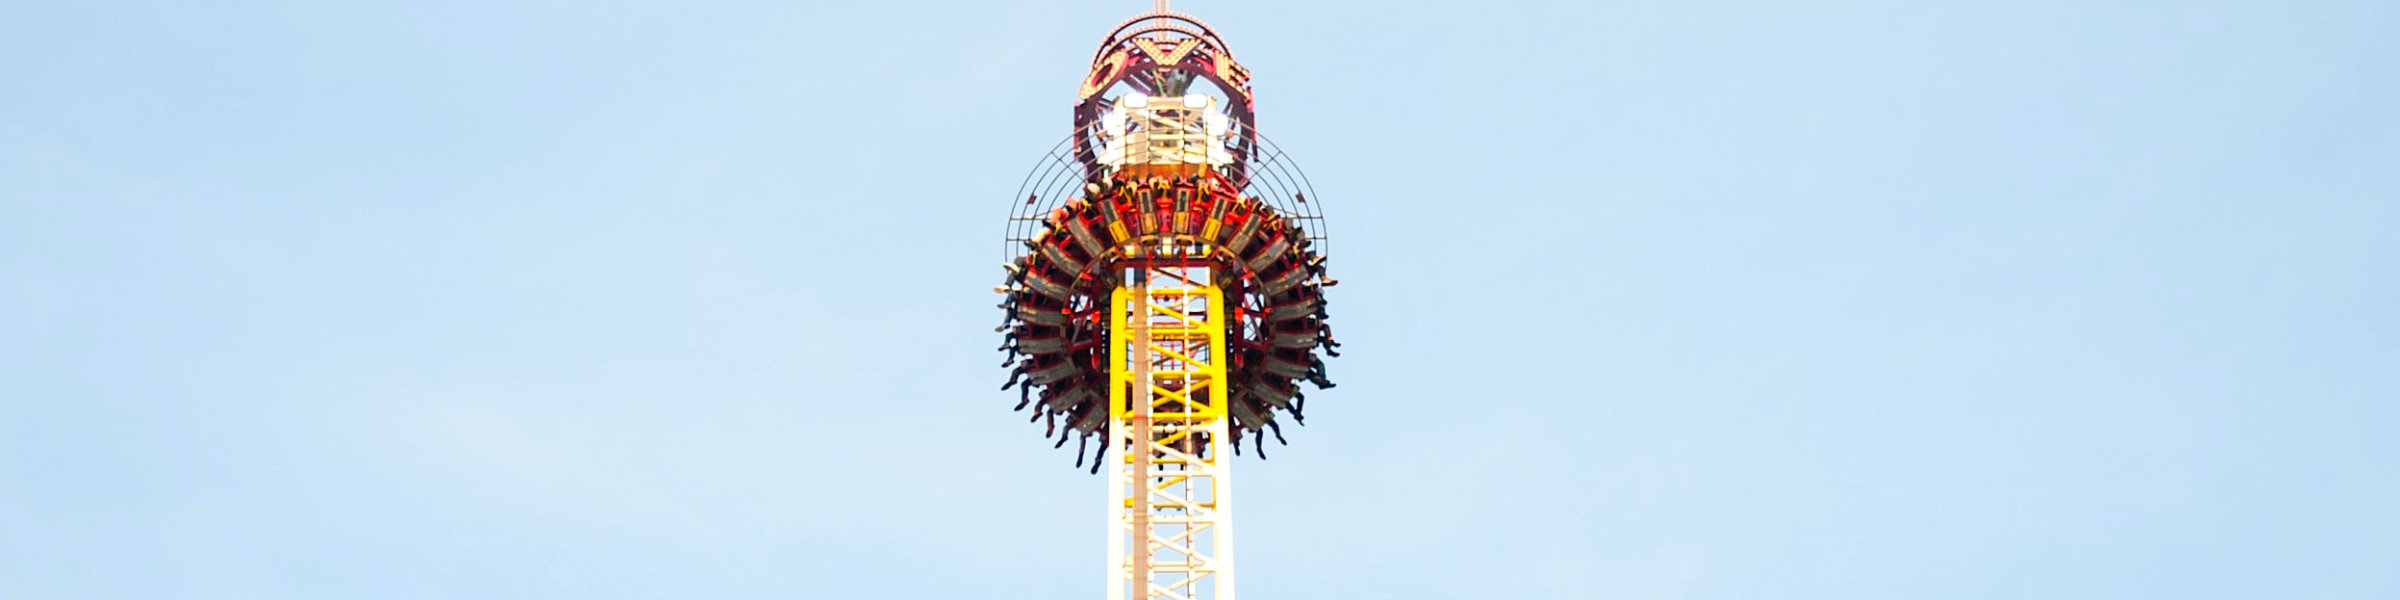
[4,1,2396,598]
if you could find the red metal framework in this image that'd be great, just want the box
[1072,11,1258,181]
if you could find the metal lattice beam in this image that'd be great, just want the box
[1108,263,1234,600]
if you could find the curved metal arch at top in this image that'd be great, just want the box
[1089,10,1236,65]
[1070,10,1259,182]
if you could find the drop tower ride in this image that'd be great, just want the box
[996,4,1338,600]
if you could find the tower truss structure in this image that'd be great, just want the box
[1107,264,1233,600]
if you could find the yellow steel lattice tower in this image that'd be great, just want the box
[1106,262,1233,600]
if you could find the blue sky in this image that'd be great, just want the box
[3,1,2395,598]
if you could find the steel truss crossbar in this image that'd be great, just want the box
[1107,265,1233,600]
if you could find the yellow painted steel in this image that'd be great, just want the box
[1109,281,1228,422]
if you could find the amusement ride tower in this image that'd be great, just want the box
[996,4,1337,600]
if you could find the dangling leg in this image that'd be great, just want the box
[1002,364,1027,390]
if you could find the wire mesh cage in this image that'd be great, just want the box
[1004,120,1325,267]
